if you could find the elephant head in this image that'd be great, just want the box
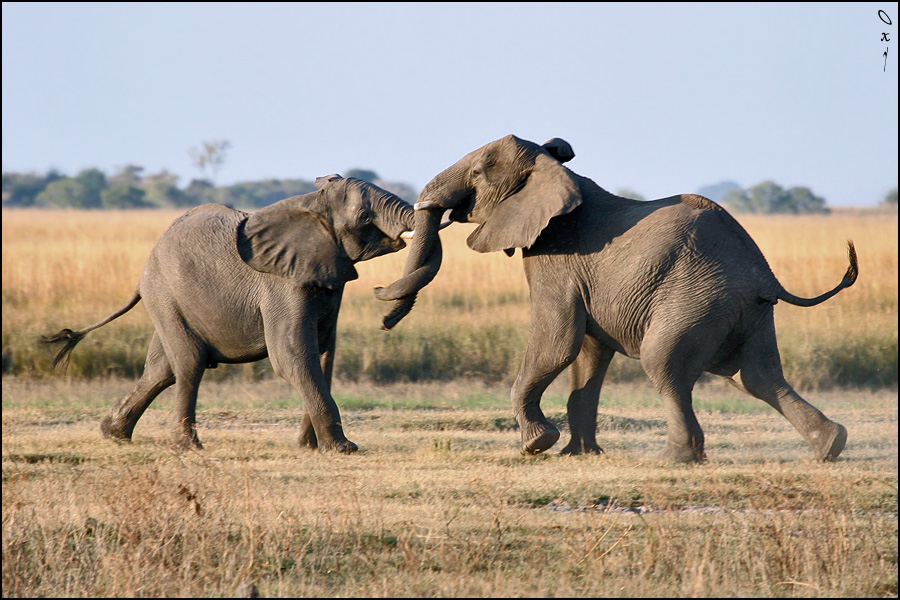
[239,175,428,289]
[378,135,580,327]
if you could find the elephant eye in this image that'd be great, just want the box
[358,210,373,225]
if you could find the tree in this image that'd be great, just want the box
[345,168,378,183]
[783,186,829,214]
[189,139,231,185]
[721,181,829,214]
[97,165,151,209]
[142,170,190,207]
[881,187,898,207]
[697,180,741,203]
[101,182,151,209]
[73,168,106,208]
[2,171,56,207]
[34,171,105,209]
[183,179,216,206]
[616,188,645,201]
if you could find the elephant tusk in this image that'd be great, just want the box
[400,220,452,239]
[414,200,442,211]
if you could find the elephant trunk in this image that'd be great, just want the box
[375,163,472,329]
[376,206,443,330]
[417,162,474,222]
[372,191,416,241]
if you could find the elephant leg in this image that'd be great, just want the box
[653,379,705,463]
[298,325,336,451]
[641,332,706,463]
[100,331,175,442]
[170,355,207,450]
[737,318,846,461]
[560,335,614,455]
[151,324,207,450]
[267,318,356,454]
[512,300,586,455]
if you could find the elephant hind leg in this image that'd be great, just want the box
[560,335,614,456]
[148,318,208,450]
[649,377,706,463]
[737,319,846,461]
[640,335,706,463]
[101,331,175,442]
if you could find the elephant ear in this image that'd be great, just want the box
[542,138,575,163]
[238,189,357,289]
[466,151,582,253]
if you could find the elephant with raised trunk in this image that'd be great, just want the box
[380,135,857,462]
[44,175,441,453]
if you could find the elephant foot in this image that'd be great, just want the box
[660,443,706,464]
[559,439,604,456]
[521,421,560,455]
[319,440,358,454]
[99,417,133,442]
[809,422,847,462]
[298,429,318,450]
[172,430,203,451]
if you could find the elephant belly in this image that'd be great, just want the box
[583,316,635,357]
[188,310,268,364]
[166,279,269,364]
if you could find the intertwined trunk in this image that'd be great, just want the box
[376,207,443,329]
[376,162,470,329]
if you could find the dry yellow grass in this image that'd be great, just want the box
[1,377,897,597]
[2,208,897,386]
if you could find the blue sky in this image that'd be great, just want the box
[2,2,898,207]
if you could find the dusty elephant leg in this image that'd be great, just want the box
[654,382,705,463]
[100,332,175,442]
[641,351,705,462]
[297,330,336,451]
[560,336,614,456]
[512,304,586,455]
[640,322,714,462]
[156,330,207,450]
[170,363,206,450]
[297,413,318,449]
[268,330,357,454]
[738,322,847,461]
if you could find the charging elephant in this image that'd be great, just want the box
[44,175,441,452]
[379,134,857,462]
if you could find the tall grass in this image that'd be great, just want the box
[2,208,897,388]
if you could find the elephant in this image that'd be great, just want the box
[378,134,858,462]
[43,175,441,453]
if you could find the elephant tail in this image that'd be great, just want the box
[41,289,142,370]
[776,240,858,307]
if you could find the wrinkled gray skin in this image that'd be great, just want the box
[44,176,440,453]
[383,135,858,462]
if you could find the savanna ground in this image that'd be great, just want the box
[2,208,898,597]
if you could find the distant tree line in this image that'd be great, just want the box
[1,166,418,210]
[696,180,830,214]
[698,181,896,214]
[3,164,894,214]
[624,181,898,214]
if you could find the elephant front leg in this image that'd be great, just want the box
[269,338,356,454]
[512,305,586,455]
